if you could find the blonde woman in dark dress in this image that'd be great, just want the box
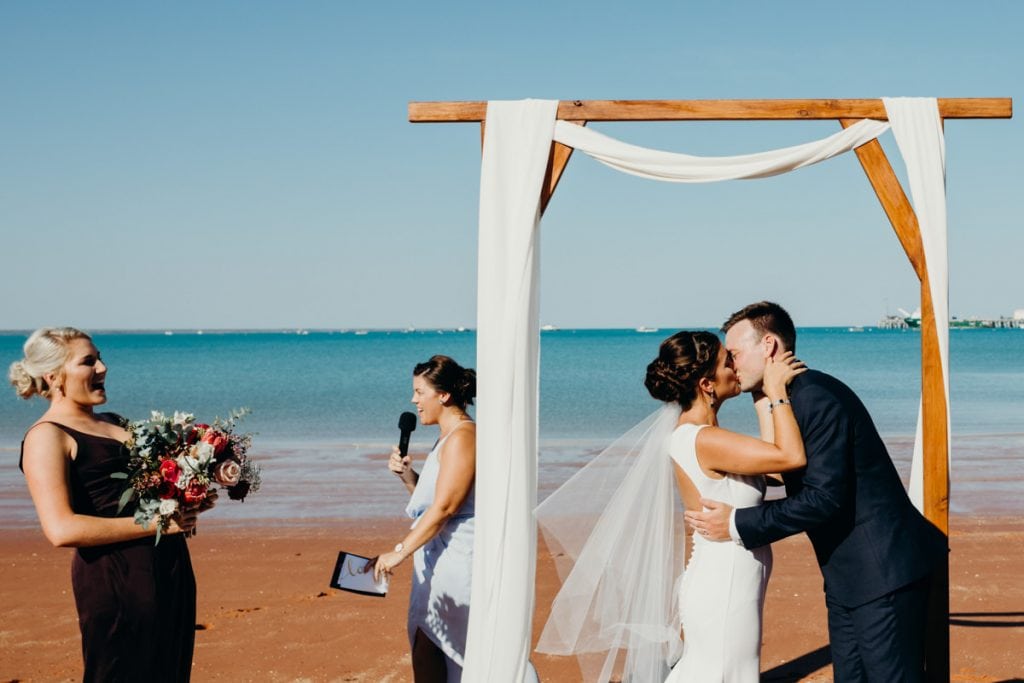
[9,327,213,682]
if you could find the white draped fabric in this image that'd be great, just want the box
[882,97,950,509]
[466,98,948,680]
[552,117,892,181]
[463,99,555,682]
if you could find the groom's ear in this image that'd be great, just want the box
[762,335,779,359]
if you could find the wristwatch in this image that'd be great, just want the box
[767,398,791,413]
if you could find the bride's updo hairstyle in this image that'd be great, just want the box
[645,331,721,410]
[8,327,92,400]
[414,355,477,409]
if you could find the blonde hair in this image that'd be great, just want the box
[8,327,92,400]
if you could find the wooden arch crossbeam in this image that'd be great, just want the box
[409,97,1012,681]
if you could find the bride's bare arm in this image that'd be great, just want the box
[754,394,786,485]
[696,352,806,476]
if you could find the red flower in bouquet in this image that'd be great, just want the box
[201,429,230,456]
[183,480,208,506]
[157,480,178,499]
[159,458,181,483]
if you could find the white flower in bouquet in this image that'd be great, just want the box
[190,441,216,466]
[173,411,194,427]
[159,498,179,516]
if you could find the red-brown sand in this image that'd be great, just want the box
[1,516,1020,682]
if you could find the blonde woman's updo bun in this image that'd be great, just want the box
[8,327,92,400]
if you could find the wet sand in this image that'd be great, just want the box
[1,515,1021,682]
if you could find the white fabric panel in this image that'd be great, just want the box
[463,99,556,682]
[553,118,891,181]
[883,97,950,511]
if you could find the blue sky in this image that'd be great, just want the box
[1,1,1020,329]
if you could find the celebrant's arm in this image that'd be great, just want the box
[372,427,475,581]
[22,425,198,547]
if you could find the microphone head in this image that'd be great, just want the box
[398,411,418,432]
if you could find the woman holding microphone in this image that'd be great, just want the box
[372,355,476,683]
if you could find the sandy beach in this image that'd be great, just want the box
[1,515,1021,682]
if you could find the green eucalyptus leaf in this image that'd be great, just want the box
[117,487,135,514]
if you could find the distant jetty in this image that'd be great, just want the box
[879,308,1024,330]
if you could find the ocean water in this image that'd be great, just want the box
[2,327,1023,523]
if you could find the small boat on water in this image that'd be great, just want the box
[635,326,659,333]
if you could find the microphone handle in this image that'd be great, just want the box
[398,430,412,458]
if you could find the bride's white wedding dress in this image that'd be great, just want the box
[666,423,771,682]
[535,406,772,682]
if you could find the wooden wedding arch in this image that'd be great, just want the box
[410,98,1012,681]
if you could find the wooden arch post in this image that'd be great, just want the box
[410,98,1012,681]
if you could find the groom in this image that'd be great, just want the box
[686,301,946,682]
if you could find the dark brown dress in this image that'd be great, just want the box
[21,418,196,683]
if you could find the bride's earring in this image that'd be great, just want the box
[708,389,717,408]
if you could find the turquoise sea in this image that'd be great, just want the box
[3,327,1023,523]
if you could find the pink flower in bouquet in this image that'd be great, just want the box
[157,480,177,499]
[201,429,230,456]
[183,480,207,505]
[214,458,242,486]
[159,458,181,483]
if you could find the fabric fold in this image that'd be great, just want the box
[553,118,890,181]
[883,97,949,512]
[464,98,556,682]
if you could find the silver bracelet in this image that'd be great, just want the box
[767,398,791,413]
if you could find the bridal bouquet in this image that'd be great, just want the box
[113,408,261,541]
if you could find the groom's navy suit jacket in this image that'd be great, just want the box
[735,369,946,608]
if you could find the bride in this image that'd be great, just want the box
[535,330,806,682]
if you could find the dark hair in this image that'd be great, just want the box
[413,355,476,408]
[721,301,797,353]
[644,331,721,410]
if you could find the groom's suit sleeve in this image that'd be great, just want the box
[735,383,851,549]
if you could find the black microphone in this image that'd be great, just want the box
[398,411,417,459]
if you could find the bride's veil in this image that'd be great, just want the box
[535,404,686,681]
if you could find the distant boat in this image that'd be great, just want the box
[164,331,174,336]
[354,330,369,336]
[541,324,558,332]
[848,326,865,332]
[635,326,659,333]
[456,326,467,332]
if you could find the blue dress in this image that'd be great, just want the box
[405,426,476,674]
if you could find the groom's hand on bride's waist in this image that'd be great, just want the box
[685,498,734,542]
